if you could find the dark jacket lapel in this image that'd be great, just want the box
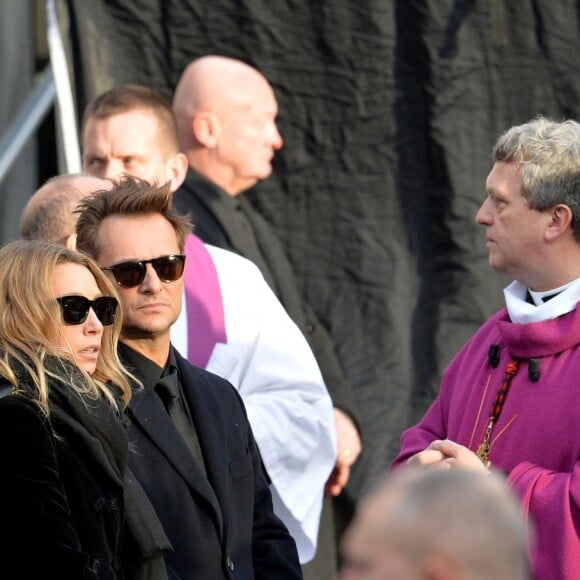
[175,353,231,492]
[127,379,221,523]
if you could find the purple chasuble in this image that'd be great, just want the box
[391,305,580,579]
[183,234,227,367]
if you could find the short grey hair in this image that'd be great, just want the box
[493,116,580,237]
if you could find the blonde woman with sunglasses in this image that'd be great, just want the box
[0,239,158,579]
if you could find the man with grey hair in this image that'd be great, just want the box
[392,117,580,579]
[340,468,530,580]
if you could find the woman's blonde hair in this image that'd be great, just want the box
[0,239,133,415]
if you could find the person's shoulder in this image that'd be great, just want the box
[175,353,247,415]
[175,168,218,200]
[0,388,37,411]
[448,307,507,364]
[205,243,263,276]
[0,391,49,436]
[477,308,508,332]
[174,348,238,391]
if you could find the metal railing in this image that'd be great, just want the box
[0,0,83,188]
[0,64,55,186]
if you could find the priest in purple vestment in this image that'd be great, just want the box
[391,117,580,580]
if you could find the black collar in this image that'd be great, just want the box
[118,343,177,392]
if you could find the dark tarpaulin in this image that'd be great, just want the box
[55,0,580,509]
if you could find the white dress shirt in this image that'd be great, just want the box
[172,238,336,563]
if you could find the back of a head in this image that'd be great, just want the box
[75,176,192,259]
[492,117,580,227]
[20,174,110,245]
[374,469,530,580]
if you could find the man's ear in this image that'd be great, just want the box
[192,111,220,148]
[168,152,189,192]
[545,204,573,242]
[65,232,78,251]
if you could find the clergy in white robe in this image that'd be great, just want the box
[172,234,336,563]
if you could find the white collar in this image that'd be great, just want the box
[504,279,580,324]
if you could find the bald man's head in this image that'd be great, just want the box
[173,56,271,120]
[20,174,110,247]
[340,468,530,580]
[172,55,283,196]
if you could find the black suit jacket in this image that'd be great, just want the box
[122,344,301,580]
[174,169,360,427]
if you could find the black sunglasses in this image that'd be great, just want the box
[102,254,186,289]
[57,295,118,326]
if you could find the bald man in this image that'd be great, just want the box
[20,174,110,247]
[172,56,361,579]
[340,468,531,580]
[172,55,283,197]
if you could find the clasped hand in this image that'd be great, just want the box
[406,439,490,474]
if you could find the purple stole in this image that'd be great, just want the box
[183,234,227,367]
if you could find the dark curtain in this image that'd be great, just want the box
[55,0,580,503]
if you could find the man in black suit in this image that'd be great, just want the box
[75,176,301,579]
[172,55,361,578]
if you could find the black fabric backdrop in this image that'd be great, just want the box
[56,0,580,505]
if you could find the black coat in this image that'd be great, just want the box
[174,169,360,426]
[122,344,302,580]
[0,367,128,579]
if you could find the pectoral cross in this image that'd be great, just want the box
[476,441,491,469]
[476,441,489,462]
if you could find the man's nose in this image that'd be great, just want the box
[102,161,123,179]
[271,124,283,150]
[475,199,492,225]
[139,263,164,292]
